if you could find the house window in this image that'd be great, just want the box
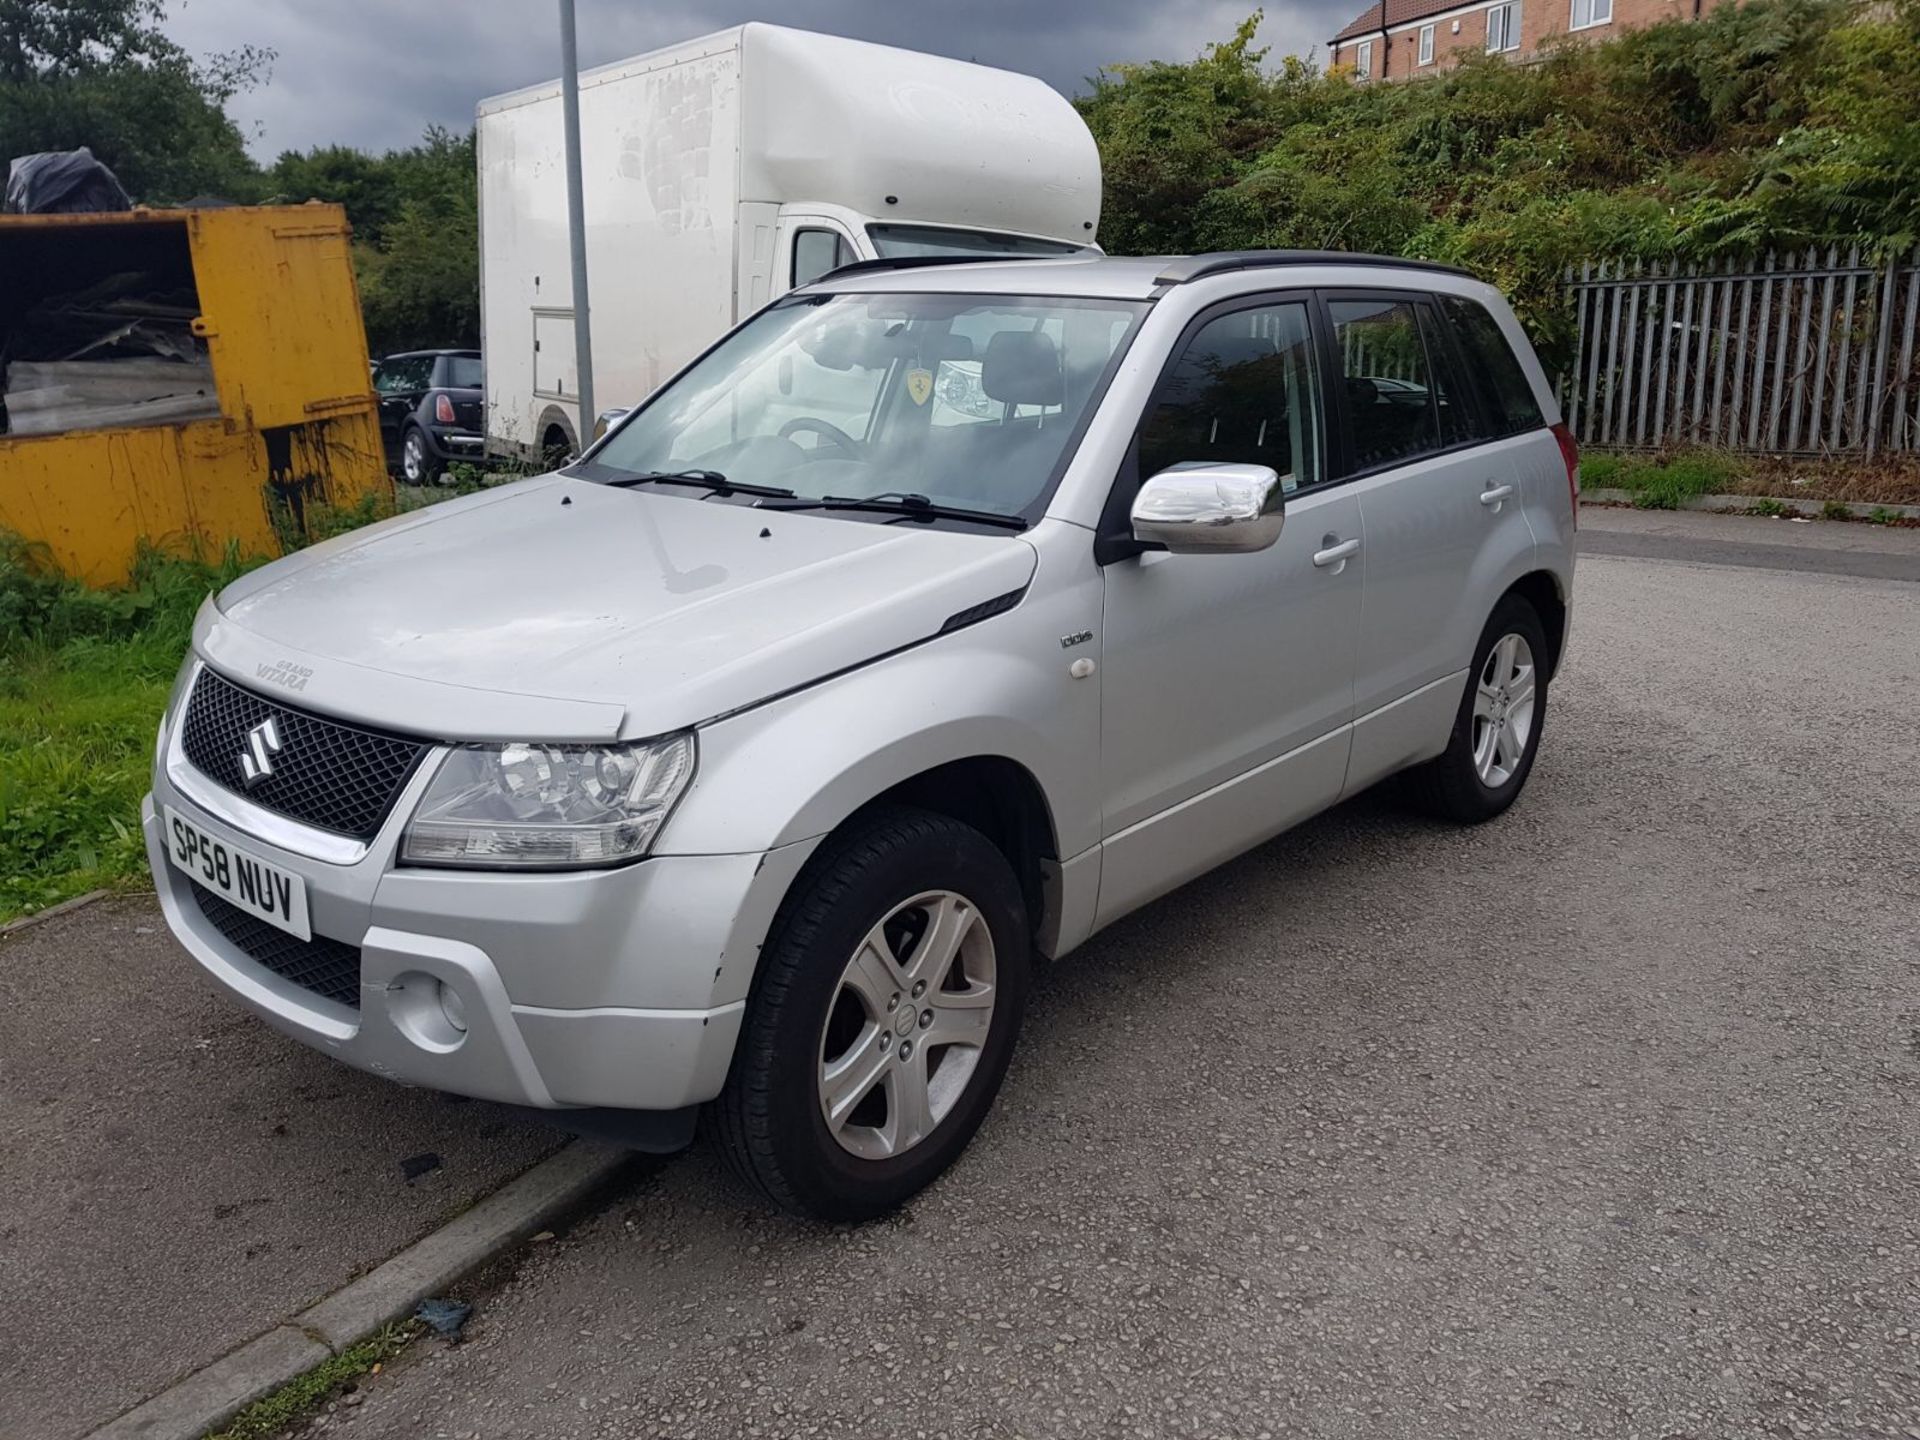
[1418,23,1436,62]
[1570,0,1611,26]
[1486,1,1519,50]
[1355,39,1374,76]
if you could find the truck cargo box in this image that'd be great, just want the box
[477,22,1101,461]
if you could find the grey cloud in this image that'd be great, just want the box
[161,0,1358,159]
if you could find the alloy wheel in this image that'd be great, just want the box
[817,890,997,1160]
[403,432,427,484]
[1472,631,1537,788]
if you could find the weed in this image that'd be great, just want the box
[1579,452,1626,489]
[1749,497,1790,517]
[1867,506,1896,525]
[1577,449,1742,510]
[1821,500,1853,520]
[0,488,437,920]
[205,1323,418,1440]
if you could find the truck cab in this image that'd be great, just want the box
[476,22,1101,463]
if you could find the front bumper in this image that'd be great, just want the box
[143,709,812,1114]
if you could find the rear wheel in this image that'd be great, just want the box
[713,807,1029,1221]
[1408,593,1548,823]
[401,427,439,486]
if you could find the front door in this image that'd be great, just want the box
[1096,296,1362,927]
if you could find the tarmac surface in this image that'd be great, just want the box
[6,505,1917,1439]
[0,899,561,1439]
[313,508,1920,1438]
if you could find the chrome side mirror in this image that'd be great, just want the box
[1129,463,1286,555]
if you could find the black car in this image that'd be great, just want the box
[372,349,486,485]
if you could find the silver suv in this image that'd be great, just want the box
[146,252,1577,1220]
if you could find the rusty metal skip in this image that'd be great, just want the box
[0,203,392,585]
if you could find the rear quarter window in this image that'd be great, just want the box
[1441,297,1544,437]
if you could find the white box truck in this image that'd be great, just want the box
[475,22,1102,461]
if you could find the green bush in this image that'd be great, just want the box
[1081,0,1920,365]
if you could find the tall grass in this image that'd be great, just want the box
[0,537,257,919]
[0,476,510,921]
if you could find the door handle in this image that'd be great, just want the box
[1480,483,1516,507]
[1312,537,1361,568]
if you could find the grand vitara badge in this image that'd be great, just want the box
[255,658,313,693]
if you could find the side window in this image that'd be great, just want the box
[1441,296,1544,436]
[1329,296,1441,471]
[792,228,855,288]
[1138,300,1323,493]
[1416,301,1480,447]
[375,356,429,394]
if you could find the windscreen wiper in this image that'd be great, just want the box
[602,469,796,500]
[756,492,1029,531]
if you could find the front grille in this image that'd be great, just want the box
[190,883,362,1009]
[179,668,428,839]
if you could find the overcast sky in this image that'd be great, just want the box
[160,1,1350,161]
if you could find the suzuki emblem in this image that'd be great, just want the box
[240,716,283,788]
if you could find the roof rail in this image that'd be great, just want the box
[811,254,1043,284]
[1154,250,1474,286]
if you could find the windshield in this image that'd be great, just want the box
[867,225,1089,260]
[589,292,1147,522]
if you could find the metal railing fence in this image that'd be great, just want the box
[1563,247,1920,455]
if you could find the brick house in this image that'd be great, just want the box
[1328,0,1725,79]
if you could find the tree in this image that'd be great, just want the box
[0,0,171,82]
[0,0,269,202]
[1077,0,1916,361]
[271,127,481,353]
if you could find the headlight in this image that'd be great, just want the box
[401,732,695,869]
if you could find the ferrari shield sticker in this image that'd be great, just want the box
[906,367,934,406]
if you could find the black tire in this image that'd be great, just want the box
[1407,592,1550,824]
[712,806,1030,1221]
[401,426,440,486]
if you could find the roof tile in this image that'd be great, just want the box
[1331,0,1471,43]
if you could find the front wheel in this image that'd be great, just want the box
[1408,593,1549,823]
[713,807,1030,1221]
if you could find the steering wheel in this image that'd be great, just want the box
[778,416,863,458]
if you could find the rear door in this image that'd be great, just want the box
[437,353,486,430]
[1324,290,1538,792]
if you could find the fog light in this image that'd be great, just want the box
[389,970,469,1052]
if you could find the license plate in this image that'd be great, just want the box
[163,805,311,941]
